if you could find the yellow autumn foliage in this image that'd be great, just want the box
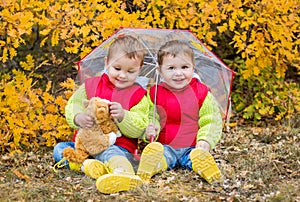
[0,70,75,154]
[1,0,298,72]
[0,0,299,153]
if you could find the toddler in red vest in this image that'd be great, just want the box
[53,35,151,194]
[136,40,223,184]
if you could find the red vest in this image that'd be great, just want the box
[73,74,146,153]
[149,78,209,148]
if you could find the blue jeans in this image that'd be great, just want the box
[53,142,75,167]
[163,145,195,170]
[53,142,139,170]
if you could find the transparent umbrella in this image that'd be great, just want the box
[76,27,235,122]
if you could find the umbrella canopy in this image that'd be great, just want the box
[76,27,235,121]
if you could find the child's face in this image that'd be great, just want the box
[159,53,194,90]
[105,51,142,89]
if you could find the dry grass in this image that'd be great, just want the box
[1,124,299,202]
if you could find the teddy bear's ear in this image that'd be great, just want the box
[83,99,90,108]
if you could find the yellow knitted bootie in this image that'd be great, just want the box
[83,159,109,179]
[69,161,82,172]
[137,142,166,181]
[53,157,82,173]
[96,173,143,194]
[107,155,135,175]
[190,148,222,184]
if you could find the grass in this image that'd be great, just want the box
[0,123,299,201]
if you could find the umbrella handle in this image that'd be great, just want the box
[133,149,141,160]
[150,135,155,143]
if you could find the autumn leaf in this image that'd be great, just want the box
[13,169,30,183]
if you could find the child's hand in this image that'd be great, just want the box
[196,140,210,152]
[109,102,125,122]
[146,123,158,141]
[74,113,94,128]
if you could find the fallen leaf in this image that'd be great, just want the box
[13,169,30,183]
[243,184,255,190]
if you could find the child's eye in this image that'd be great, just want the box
[182,65,189,69]
[114,67,121,71]
[168,66,175,70]
[128,70,136,74]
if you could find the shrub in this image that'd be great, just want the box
[0,0,299,153]
[0,69,75,154]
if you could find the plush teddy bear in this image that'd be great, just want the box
[62,97,121,164]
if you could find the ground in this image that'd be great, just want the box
[0,123,299,202]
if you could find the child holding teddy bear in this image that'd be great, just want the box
[53,35,159,194]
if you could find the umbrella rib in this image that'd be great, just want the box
[152,71,159,127]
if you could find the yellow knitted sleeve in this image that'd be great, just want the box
[65,84,88,129]
[117,96,150,138]
[197,92,223,149]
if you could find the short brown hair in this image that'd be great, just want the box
[157,40,195,66]
[107,35,145,66]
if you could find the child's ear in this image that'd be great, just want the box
[156,68,162,75]
[104,56,108,68]
[83,99,89,108]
